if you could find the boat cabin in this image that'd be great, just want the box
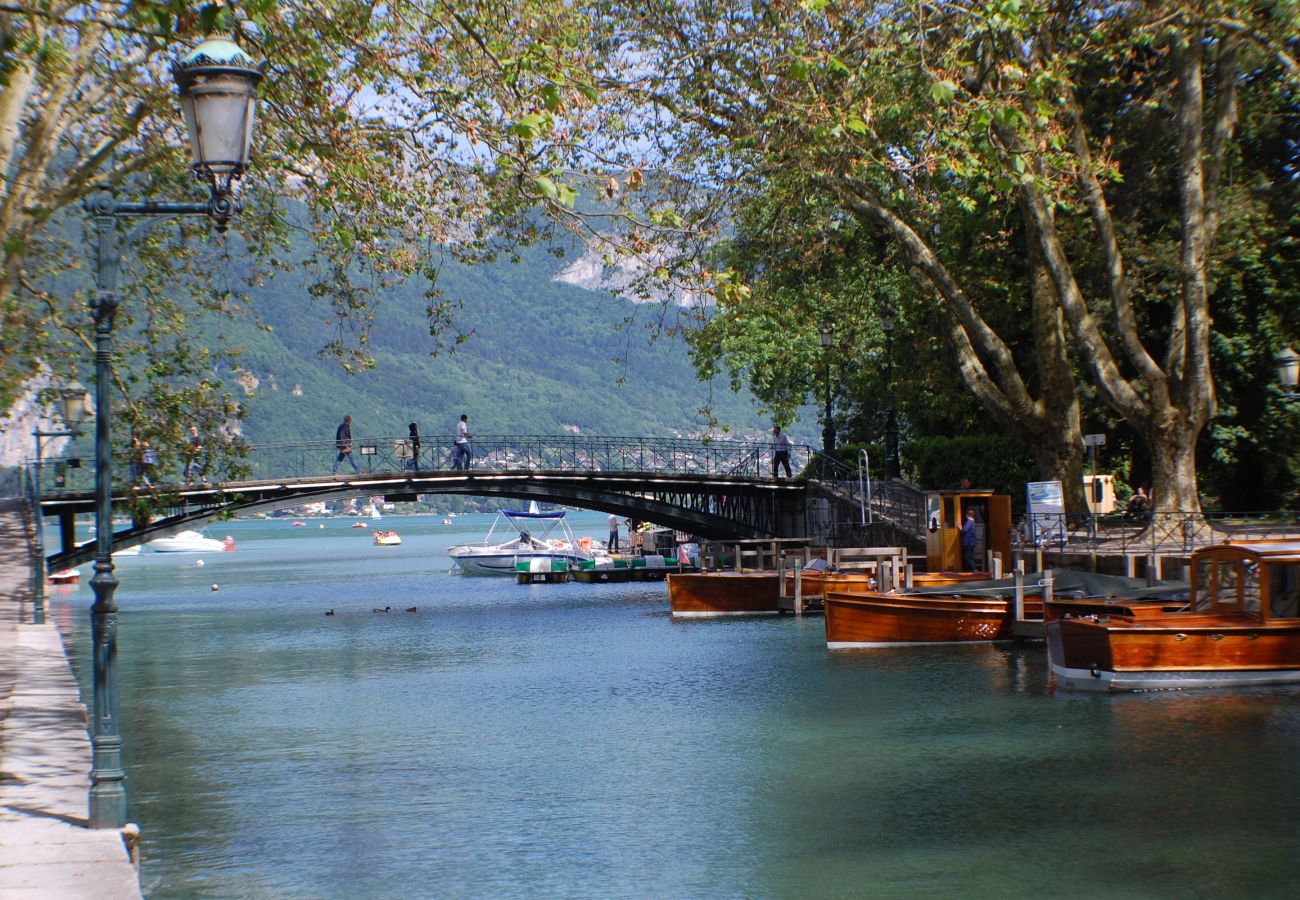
[925,489,1012,573]
[1191,541,1300,621]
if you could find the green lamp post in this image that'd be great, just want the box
[85,35,264,830]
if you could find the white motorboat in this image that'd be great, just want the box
[147,530,234,553]
[448,506,595,576]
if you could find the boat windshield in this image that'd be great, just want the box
[1269,563,1300,619]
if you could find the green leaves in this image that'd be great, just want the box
[929,80,958,104]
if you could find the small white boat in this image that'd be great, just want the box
[147,530,233,553]
[48,568,80,584]
[373,531,402,546]
[448,506,594,576]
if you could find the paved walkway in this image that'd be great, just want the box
[0,498,142,898]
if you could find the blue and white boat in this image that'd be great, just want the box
[448,506,594,576]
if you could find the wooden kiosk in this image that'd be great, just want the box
[925,489,1012,572]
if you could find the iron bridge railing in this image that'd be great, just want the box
[29,434,818,496]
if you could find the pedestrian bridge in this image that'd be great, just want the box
[37,434,852,570]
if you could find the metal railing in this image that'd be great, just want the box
[29,434,817,495]
[1017,510,1300,557]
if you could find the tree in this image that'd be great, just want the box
[1,0,612,480]
[597,0,1298,518]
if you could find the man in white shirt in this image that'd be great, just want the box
[770,425,792,479]
[452,414,472,469]
[608,513,620,552]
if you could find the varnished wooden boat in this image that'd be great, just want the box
[824,570,1178,649]
[1047,540,1300,692]
[786,569,989,597]
[667,571,782,616]
[825,590,1042,647]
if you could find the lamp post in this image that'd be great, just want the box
[880,304,900,480]
[1277,347,1299,398]
[29,382,91,624]
[819,322,836,474]
[84,36,263,830]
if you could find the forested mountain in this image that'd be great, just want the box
[211,237,783,448]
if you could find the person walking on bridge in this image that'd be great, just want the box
[408,422,422,472]
[451,414,472,470]
[770,425,792,479]
[332,415,361,474]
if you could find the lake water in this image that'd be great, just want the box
[48,512,1300,898]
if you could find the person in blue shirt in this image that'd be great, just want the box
[960,508,979,571]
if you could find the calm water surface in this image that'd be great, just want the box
[49,512,1300,899]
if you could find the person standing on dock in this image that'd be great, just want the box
[961,508,979,572]
[770,425,792,479]
[452,414,472,470]
[608,512,620,552]
[332,415,361,474]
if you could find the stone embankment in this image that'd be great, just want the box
[0,497,142,898]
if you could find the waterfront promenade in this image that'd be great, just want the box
[0,498,142,898]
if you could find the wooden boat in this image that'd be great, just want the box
[826,590,1031,646]
[1046,540,1300,692]
[786,568,989,597]
[825,570,1181,649]
[667,571,782,616]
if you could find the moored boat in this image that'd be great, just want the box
[1046,540,1300,692]
[449,506,594,576]
[826,570,1183,649]
[667,571,782,616]
[147,530,233,553]
[48,568,80,584]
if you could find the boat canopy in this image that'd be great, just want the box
[504,510,565,519]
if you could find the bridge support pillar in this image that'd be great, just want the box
[59,512,77,555]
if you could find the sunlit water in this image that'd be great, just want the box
[48,512,1300,898]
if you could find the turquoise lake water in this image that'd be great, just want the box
[47,511,1300,899]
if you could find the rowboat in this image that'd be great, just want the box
[1046,541,1300,692]
[826,570,1185,649]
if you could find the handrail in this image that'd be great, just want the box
[858,449,872,526]
[32,433,821,496]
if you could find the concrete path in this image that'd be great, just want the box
[0,497,142,898]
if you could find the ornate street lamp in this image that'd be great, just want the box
[880,304,900,480]
[30,381,91,623]
[1277,347,1299,398]
[819,322,836,473]
[84,35,263,830]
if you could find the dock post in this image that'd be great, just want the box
[992,552,1002,579]
[1147,552,1157,586]
[1035,546,1043,573]
[793,561,803,616]
[904,562,914,590]
[1014,566,1025,623]
[1042,568,1054,607]
[1125,554,1137,578]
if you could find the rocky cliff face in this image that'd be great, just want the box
[553,250,703,308]
[0,378,76,469]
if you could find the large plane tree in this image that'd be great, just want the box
[592,0,1298,517]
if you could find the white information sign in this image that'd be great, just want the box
[1026,480,1065,546]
